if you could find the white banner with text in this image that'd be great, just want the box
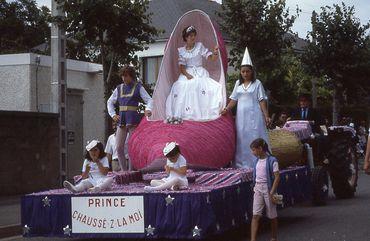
[71,196,144,233]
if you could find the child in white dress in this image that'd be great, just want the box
[166,25,222,121]
[144,142,188,191]
[63,140,113,193]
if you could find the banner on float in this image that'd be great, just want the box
[71,196,144,233]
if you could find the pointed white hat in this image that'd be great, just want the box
[241,47,253,66]
[163,142,178,156]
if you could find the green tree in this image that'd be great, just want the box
[0,0,50,54]
[55,0,158,96]
[219,0,298,103]
[280,48,332,106]
[303,3,370,124]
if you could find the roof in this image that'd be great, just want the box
[147,0,227,41]
[285,33,308,52]
[30,42,49,53]
[293,35,308,52]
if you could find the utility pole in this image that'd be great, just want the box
[51,0,67,185]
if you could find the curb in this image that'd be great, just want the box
[0,224,21,239]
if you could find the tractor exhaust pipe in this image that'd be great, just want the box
[304,143,314,169]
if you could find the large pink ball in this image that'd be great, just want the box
[128,115,236,170]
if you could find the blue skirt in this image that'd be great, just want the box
[119,111,142,126]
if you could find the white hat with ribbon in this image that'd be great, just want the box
[86,140,100,151]
[163,142,178,156]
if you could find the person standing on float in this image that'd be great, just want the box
[107,66,153,171]
[221,47,271,168]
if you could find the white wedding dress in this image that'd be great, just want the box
[165,42,222,121]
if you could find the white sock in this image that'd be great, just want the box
[96,177,113,191]
[146,178,181,191]
[74,179,94,192]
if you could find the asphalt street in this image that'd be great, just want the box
[3,173,370,241]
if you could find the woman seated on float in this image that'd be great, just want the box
[165,25,222,121]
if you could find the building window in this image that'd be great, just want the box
[142,56,163,89]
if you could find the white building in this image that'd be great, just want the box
[0,53,105,178]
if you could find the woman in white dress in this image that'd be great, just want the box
[166,26,222,121]
[221,47,271,168]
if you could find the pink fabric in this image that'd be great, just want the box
[195,169,252,188]
[29,168,254,196]
[28,166,306,196]
[150,10,228,120]
[253,183,277,218]
[283,120,313,140]
[128,114,235,170]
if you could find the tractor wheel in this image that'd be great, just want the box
[328,138,358,199]
[311,166,329,206]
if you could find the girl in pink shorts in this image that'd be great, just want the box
[250,138,280,241]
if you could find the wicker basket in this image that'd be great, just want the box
[269,129,304,169]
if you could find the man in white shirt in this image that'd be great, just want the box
[105,121,120,171]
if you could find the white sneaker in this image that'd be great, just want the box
[63,181,77,193]
[171,185,180,191]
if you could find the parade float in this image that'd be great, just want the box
[21,10,357,239]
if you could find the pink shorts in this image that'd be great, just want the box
[252,183,277,219]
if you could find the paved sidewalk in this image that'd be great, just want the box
[0,196,21,226]
[0,196,21,239]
